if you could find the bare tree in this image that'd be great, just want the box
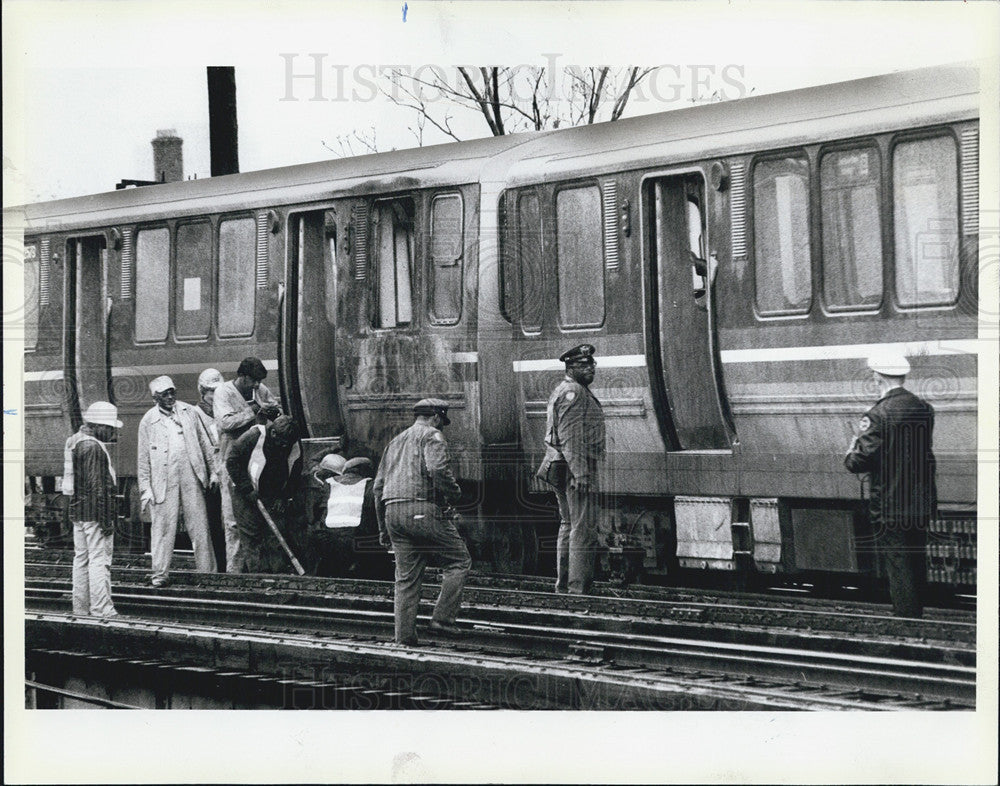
[322,125,382,158]
[383,65,655,141]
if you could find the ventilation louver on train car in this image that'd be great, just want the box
[729,159,747,260]
[353,204,369,280]
[255,211,270,289]
[960,126,979,237]
[601,180,620,270]
[120,228,134,300]
[39,238,50,308]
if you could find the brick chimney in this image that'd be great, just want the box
[151,129,183,183]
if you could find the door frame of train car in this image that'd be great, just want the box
[638,166,734,453]
[285,204,347,438]
[64,233,111,430]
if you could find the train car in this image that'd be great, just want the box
[14,63,981,593]
[498,64,980,589]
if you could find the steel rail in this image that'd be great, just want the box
[24,560,976,645]
[25,611,955,711]
[24,678,141,709]
[25,583,975,706]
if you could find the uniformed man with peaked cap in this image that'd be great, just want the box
[845,351,937,617]
[536,344,606,594]
[373,397,470,645]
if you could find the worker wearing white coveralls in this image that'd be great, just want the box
[138,375,218,585]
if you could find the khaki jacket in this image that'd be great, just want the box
[137,401,216,505]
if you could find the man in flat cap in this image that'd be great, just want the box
[373,398,471,645]
[536,344,606,594]
[226,414,304,573]
[845,351,936,617]
[214,357,282,573]
[138,376,218,586]
[63,401,123,617]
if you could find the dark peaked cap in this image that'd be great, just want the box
[560,344,596,366]
[413,398,451,426]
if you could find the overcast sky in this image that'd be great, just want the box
[4,1,998,205]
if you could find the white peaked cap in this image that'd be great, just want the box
[867,351,910,376]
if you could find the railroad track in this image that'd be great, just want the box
[25,567,976,710]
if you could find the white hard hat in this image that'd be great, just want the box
[197,368,224,390]
[867,351,910,377]
[318,453,347,476]
[82,401,123,428]
[149,375,176,395]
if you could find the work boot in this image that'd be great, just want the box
[429,620,464,638]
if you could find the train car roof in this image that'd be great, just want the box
[496,63,979,185]
[7,62,979,232]
[8,132,537,231]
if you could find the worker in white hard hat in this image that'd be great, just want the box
[137,375,218,586]
[845,351,937,618]
[193,368,226,570]
[62,401,123,617]
[311,454,378,576]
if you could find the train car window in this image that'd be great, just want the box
[893,136,960,307]
[174,222,212,339]
[218,217,257,337]
[517,192,543,333]
[820,148,883,310]
[324,216,337,326]
[24,241,40,350]
[429,193,463,325]
[753,156,812,315]
[373,198,415,329]
[556,185,605,328]
[135,227,170,342]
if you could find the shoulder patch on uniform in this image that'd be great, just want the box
[859,416,871,432]
[432,432,445,442]
[565,391,576,402]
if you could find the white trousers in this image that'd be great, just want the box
[218,463,246,573]
[149,459,216,582]
[72,520,116,617]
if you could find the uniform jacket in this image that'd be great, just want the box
[844,386,937,526]
[137,402,216,505]
[373,422,462,528]
[213,379,281,467]
[538,376,606,488]
[227,424,302,503]
[63,425,117,529]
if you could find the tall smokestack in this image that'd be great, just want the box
[151,129,184,183]
[208,66,239,176]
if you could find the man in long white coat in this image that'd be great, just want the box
[138,375,218,586]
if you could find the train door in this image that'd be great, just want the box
[287,209,345,442]
[644,173,729,450]
[66,235,110,428]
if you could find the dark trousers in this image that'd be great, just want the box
[230,492,296,574]
[553,487,599,594]
[385,501,471,644]
[204,485,226,573]
[877,520,928,618]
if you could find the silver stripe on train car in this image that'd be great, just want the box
[513,355,647,372]
[720,339,982,364]
[24,370,64,382]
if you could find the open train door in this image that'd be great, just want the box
[286,208,346,467]
[65,235,110,429]
[643,173,730,450]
